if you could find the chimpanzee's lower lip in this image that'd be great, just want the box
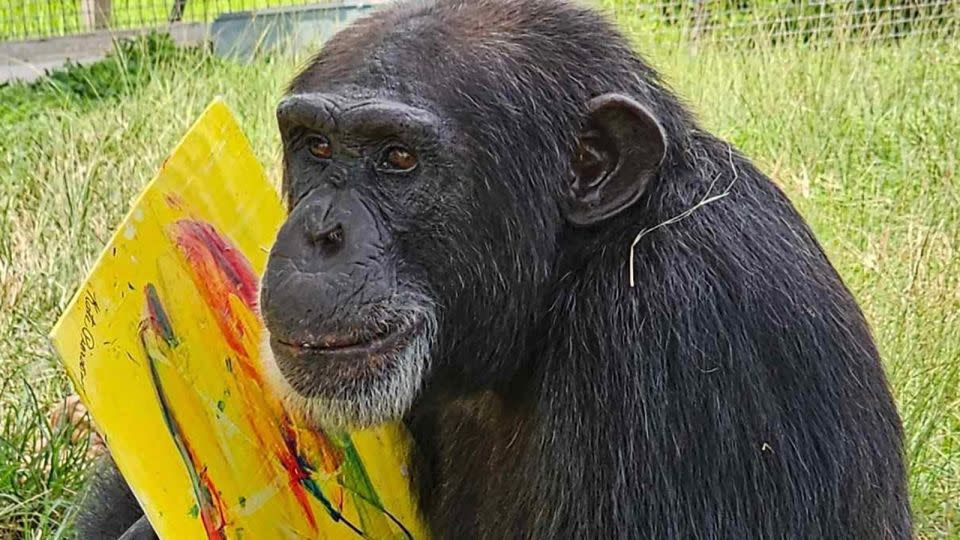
[272,320,421,360]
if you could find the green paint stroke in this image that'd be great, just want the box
[329,430,415,539]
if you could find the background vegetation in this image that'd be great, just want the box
[1,3,958,538]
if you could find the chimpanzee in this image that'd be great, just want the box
[75,0,912,538]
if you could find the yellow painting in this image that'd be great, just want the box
[49,99,426,539]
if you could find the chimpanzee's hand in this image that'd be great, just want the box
[117,516,158,540]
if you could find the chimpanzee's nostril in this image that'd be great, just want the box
[307,223,344,252]
[303,207,344,250]
[324,224,344,247]
[307,222,343,247]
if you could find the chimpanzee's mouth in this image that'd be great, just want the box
[271,318,425,361]
[260,299,436,428]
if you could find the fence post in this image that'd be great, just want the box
[169,0,188,22]
[81,0,112,30]
[690,0,708,42]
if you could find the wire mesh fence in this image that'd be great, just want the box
[0,0,328,40]
[610,0,960,44]
[1,0,958,42]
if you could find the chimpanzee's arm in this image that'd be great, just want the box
[74,456,155,539]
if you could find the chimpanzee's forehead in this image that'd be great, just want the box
[287,6,524,110]
[288,44,450,107]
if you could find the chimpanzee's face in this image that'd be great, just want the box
[259,15,665,430]
[259,90,456,429]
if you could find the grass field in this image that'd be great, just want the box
[1,8,959,539]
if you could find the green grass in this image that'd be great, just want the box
[2,13,960,540]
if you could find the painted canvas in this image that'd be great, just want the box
[49,99,426,539]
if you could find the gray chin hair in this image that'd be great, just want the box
[259,311,436,431]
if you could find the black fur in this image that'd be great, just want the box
[308,1,910,537]
[74,457,152,539]
[75,1,911,538]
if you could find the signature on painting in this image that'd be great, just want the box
[77,289,100,385]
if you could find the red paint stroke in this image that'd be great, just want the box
[196,465,230,538]
[279,424,319,529]
[310,425,345,474]
[170,220,259,369]
[164,193,185,211]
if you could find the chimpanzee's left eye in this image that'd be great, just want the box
[378,146,418,173]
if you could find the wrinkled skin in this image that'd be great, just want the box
[75,1,911,539]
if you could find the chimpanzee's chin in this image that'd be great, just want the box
[259,309,435,429]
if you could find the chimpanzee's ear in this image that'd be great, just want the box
[563,93,667,226]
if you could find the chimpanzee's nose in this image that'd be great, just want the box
[304,209,344,250]
[261,187,395,340]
